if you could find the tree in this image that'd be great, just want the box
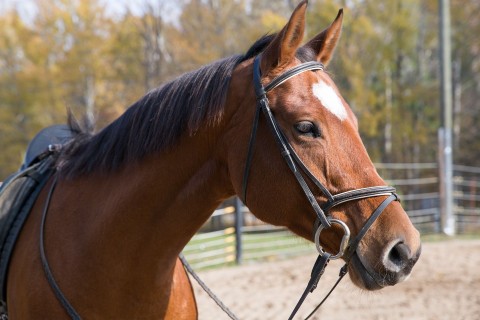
[1,0,479,181]
[450,0,480,166]
[308,0,440,163]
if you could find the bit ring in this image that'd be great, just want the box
[314,218,350,260]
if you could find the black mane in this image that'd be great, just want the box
[59,34,275,177]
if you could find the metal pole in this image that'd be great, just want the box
[439,0,455,235]
[234,197,243,264]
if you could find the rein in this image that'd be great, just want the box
[39,174,81,320]
[38,55,398,319]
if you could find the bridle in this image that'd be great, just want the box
[242,54,399,319]
[38,54,399,320]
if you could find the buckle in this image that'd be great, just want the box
[314,218,350,260]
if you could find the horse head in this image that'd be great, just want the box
[224,1,421,291]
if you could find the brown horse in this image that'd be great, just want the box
[6,1,420,319]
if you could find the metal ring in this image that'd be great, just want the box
[314,218,351,260]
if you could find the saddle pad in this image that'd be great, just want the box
[0,156,55,303]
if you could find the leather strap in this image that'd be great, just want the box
[259,98,332,228]
[241,105,262,203]
[283,138,334,201]
[287,253,331,320]
[39,174,81,320]
[243,55,397,231]
[343,194,398,262]
[264,61,325,94]
[304,264,348,319]
[180,254,239,320]
[303,194,399,319]
[324,186,396,212]
[243,55,332,228]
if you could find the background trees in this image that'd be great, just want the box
[0,0,478,180]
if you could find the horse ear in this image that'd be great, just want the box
[304,9,343,66]
[260,0,308,74]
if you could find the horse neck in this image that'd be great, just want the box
[56,130,234,273]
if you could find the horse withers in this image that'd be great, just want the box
[5,1,420,319]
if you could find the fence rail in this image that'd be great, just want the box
[184,163,480,269]
[2,163,478,269]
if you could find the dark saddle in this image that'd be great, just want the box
[20,124,73,171]
[0,125,73,307]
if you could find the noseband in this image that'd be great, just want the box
[242,55,399,319]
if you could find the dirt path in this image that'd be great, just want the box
[193,239,480,320]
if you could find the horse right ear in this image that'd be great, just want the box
[304,9,343,66]
[260,1,308,75]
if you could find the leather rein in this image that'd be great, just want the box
[38,55,398,320]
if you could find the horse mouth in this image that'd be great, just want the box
[348,254,388,291]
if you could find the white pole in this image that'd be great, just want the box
[439,0,455,235]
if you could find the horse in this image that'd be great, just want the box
[5,1,421,319]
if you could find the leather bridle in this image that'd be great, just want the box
[242,55,399,319]
[38,54,400,320]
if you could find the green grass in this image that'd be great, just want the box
[183,228,314,270]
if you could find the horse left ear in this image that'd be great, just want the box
[260,1,308,74]
[304,9,343,66]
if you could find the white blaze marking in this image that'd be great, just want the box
[312,82,347,121]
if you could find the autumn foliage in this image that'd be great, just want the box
[0,0,478,180]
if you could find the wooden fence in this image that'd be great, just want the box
[184,163,480,270]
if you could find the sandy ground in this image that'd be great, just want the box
[192,239,480,320]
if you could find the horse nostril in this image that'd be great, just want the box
[385,242,410,272]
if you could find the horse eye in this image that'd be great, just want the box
[294,121,320,137]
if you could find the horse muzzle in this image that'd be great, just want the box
[349,241,422,290]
